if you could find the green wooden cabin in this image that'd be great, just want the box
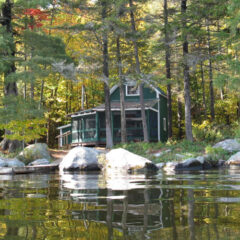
[58,83,168,147]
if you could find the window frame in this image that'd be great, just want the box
[125,84,140,96]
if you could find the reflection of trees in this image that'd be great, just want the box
[107,189,113,240]
[2,172,240,239]
[187,188,195,240]
[122,190,128,240]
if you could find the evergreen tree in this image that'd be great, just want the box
[0,0,69,151]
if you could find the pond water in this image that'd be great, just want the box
[1,168,240,239]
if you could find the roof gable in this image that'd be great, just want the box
[110,83,167,99]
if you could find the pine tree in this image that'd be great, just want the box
[0,0,69,151]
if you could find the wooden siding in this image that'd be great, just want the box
[62,126,72,145]
[110,85,157,102]
[160,95,168,142]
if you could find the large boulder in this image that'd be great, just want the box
[213,139,240,152]
[28,159,50,166]
[18,143,52,164]
[59,147,102,172]
[6,159,25,167]
[164,156,215,173]
[225,152,240,166]
[105,148,158,173]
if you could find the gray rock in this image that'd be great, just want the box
[59,147,101,172]
[28,159,50,166]
[153,149,171,157]
[105,148,158,173]
[153,152,164,157]
[213,139,240,152]
[196,156,205,164]
[164,162,179,172]
[18,143,52,164]
[181,158,200,167]
[6,159,25,167]
[225,151,240,166]
[164,155,215,172]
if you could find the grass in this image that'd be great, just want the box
[115,139,233,164]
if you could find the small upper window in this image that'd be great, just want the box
[126,84,140,96]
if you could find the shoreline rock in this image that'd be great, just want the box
[105,148,158,173]
[18,143,52,164]
[59,146,102,172]
[213,139,240,152]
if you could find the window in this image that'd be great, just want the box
[163,118,167,131]
[126,84,140,96]
[72,119,78,132]
[85,116,96,129]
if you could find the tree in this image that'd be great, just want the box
[181,0,193,141]
[101,0,113,148]
[129,0,149,142]
[163,0,173,138]
[0,0,70,151]
[0,0,20,151]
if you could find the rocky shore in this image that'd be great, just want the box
[0,139,240,175]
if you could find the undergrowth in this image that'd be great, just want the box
[115,122,238,163]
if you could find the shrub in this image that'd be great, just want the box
[205,146,232,161]
[193,121,235,143]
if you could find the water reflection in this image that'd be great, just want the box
[0,170,240,239]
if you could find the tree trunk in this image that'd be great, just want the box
[116,37,127,143]
[177,83,184,139]
[129,0,149,142]
[181,0,193,141]
[200,62,207,119]
[102,0,113,149]
[207,21,215,121]
[39,80,45,109]
[81,84,85,110]
[188,188,196,240]
[0,0,21,152]
[164,0,172,138]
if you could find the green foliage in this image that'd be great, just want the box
[205,146,232,161]
[116,139,208,163]
[193,121,235,142]
[0,96,44,123]
[0,119,47,143]
[235,124,240,139]
[15,0,52,9]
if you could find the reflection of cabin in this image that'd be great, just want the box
[58,83,168,147]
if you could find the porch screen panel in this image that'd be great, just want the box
[72,119,78,142]
[84,116,96,140]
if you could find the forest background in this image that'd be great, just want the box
[0,0,239,152]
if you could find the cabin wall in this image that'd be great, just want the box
[159,95,168,142]
[62,126,72,145]
[110,85,157,102]
[148,110,158,141]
